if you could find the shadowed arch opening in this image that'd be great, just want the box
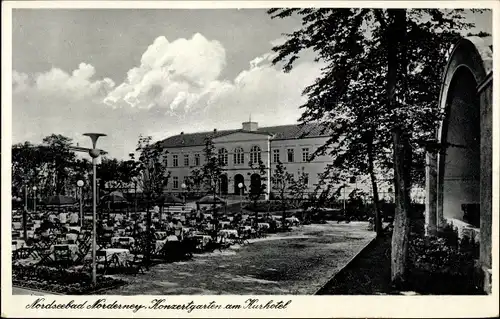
[439,66,481,226]
[234,174,245,195]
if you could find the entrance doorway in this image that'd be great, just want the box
[234,174,245,195]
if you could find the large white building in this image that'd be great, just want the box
[159,120,337,198]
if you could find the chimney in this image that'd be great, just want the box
[180,132,184,135]
[242,121,258,132]
[213,128,217,133]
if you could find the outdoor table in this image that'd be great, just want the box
[66,226,81,233]
[101,248,131,267]
[155,235,179,251]
[219,229,238,238]
[242,214,249,220]
[242,226,252,231]
[66,233,78,242]
[51,244,79,261]
[26,230,35,239]
[220,221,231,228]
[258,222,270,229]
[227,216,234,221]
[111,236,135,246]
[12,239,26,250]
[193,234,212,247]
[203,213,213,219]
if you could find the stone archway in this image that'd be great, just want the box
[426,36,492,294]
[438,67,481,225]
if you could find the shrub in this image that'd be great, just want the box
[408,229,482,294]
[12,264,126,294]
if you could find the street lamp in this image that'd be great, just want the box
[32,186,37,213]
[181,183,187,204]
[24,183,28,213]
[83,133,106,287]
[77,180,84,228]
[238,182,243,211]
[132,176,138,215]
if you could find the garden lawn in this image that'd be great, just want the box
[104,222,375,295]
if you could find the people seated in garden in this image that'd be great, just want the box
[48,212,57,223]
[69,211,79,226]
[173,218,183,240]
[59,210,67,224]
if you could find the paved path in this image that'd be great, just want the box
[104,222,375,295]
[13,287,56,295]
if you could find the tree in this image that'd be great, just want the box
[248,159,268,227]
[185,167,204,195]
[42,134,76,195]
[267,8,483,287]
[288,169,309,206]
[271,161,294,229]
[131,135,171,267]
[190,136,225,228]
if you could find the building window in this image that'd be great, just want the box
[195,154,200,166]
[273,149,280,163]
[173,155,178,167]
[173,176,179,189]
[304,173,309,186]
[302,148,309,162]
[184,154,189,166]
[287,149,294,162]
[250,146,261,164]
[234,147,244,165]
[218,148,228,166]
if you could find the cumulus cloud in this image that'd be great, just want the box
[104,33,323,126]
[13,33,323,159]
[104,33,226,111]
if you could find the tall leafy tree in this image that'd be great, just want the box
[41,134,76,195]
[268,8,483,287]
[187,136,225,228]
[131,135,171,266]
[288,169,309,206]
[271,161,294,229]
[248,159,268,226]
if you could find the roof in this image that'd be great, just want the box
[157,123,332,148]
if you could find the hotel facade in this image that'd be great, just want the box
[159,121,337,198]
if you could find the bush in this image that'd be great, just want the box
[408,226,482,294]
[12,264,126,294]
[244,200,299,212]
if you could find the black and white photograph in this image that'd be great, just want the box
[1,1,498,317]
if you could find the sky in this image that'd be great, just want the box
[11,8,492,159]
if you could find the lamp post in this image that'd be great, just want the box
[181,183,187,204]
[238,182,243,211]
[77,180,84,228]
[32,186,37,213]
[24,184,28,213]
[83,133,106,287]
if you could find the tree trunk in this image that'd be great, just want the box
[391,129,412,288]
[387,8,413,288]
[145,195,151,270]
[367,136,383,236]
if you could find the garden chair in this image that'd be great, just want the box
[126,253,146,276]
[96,250,110,274]
[34,235,58,265]
[54,245,72,268]
[74,232,91,263]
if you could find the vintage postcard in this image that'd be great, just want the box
[1,0,498,318]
